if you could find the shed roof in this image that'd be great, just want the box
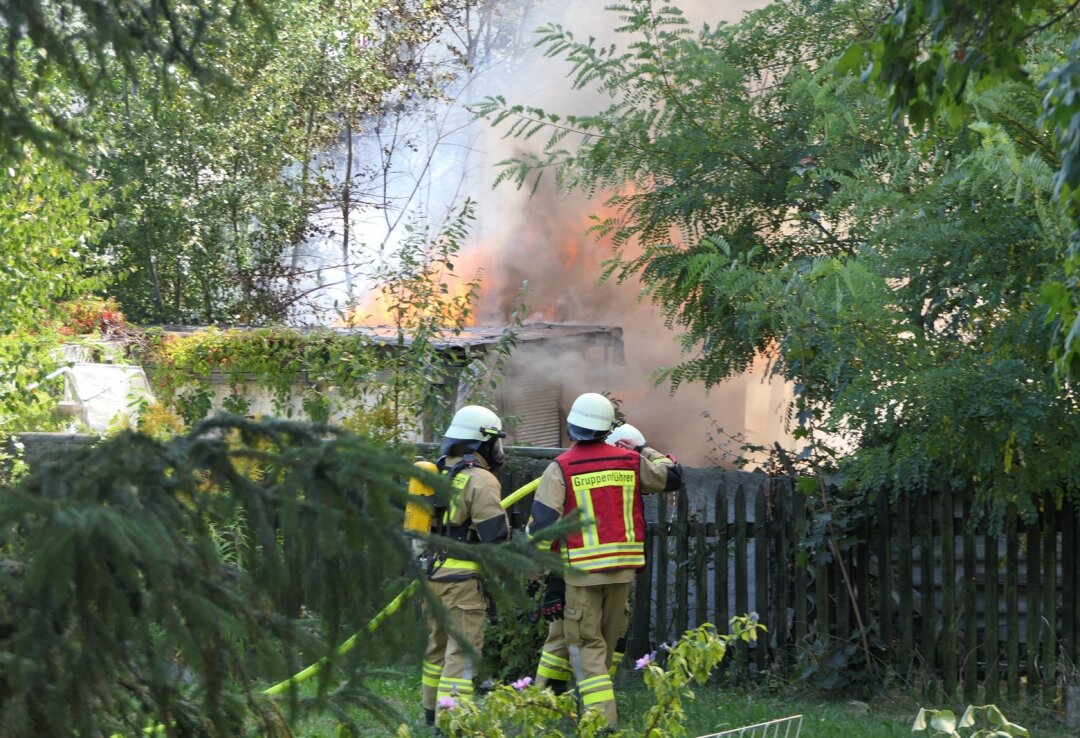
[157,322,625,360]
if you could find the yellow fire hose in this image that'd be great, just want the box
[260,475,540,696]
[115,476,541,736]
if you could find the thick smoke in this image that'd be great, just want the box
[462,0,790,466]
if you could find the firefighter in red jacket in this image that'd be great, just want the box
[533,422,678,694]
[528,394,682,728]
[421,405,510,727]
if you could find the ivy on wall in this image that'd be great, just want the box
[138,327,435,439]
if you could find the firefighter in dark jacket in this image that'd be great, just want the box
[528,394,682,728]
[533,422,679,694]
[421,405,510,727]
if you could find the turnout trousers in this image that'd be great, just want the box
[421,577,488,713]
[535,615,627,688]
[562,580,632,727]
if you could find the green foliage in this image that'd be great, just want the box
[141,325,382,425]
[480,0,1080,512]
[136,201,510,442]
[404,616,764,738]
[0,415,548,736]
[5,1,516,325]
[0,153,106,436]
[0,0,270,163]
[480,583,548,684]
[855,0,1080,380]
[912,705,1030,738]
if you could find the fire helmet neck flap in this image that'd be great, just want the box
[566,392,615,442]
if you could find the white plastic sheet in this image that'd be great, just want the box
[60,363,153,432]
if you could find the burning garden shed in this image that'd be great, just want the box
[151,322,625,446]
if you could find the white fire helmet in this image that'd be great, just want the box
[606,423,646,449]
[443,405,504,442]
[566,392,615,441]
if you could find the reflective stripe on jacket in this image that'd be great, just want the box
[439,472,481,573]
[555,444,646,573]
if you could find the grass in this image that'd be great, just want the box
[293,671,1078,737]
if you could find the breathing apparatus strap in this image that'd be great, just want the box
[425,454,481,576]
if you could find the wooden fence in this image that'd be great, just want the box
[617,468,1080,705]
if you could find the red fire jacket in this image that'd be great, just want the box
[555,443,646,573]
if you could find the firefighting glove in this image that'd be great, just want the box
[541,576,565,621]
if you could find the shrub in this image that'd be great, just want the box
[399,615,764,738]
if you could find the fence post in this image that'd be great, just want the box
[755,485,769,674]
[674,485,690,639]
[813,518,830,659]
[735,483,749,676]
[984,519,1000,702]
[1006,505,1020,701]
[874,490,891,649]
[918,493,937,696]
[1041,505,1057,706]
[695,506,708,628]
[630,523,655,659]
[940,485,957,698]
[774,477,791,669]
[716,482,730,634]
[657,489,671,646]
[898,492,914,677]
[962,496,977,703]
[793,486,807,652]
[1026,516,1041,701]
[1064,499,1079,677]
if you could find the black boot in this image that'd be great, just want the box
[424,708,436,727]
[548,678,569,695]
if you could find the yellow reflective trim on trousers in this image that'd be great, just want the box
[579,674,611,689]
[540,651,571,670]
[538,663,572,680]
[437,677,474,697]
[538,650,572,679]
[423,661,442,687]
[440,558,480,571]
[582,688,616,706]
[579,674,615,706]
[439,677,473,688]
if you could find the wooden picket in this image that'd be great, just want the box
[619,471,1079,706]
[490,453,1077,705]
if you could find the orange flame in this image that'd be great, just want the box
[337,249,487,329]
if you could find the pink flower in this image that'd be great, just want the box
[634,652,656,670]
[511,676,533,690]
[438,696,457,710]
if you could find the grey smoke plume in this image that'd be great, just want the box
[461,0,791,466]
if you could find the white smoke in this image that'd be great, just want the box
[460,0,791,466]
[298,0,790,465]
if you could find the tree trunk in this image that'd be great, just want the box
[142,214,166,319]
[341,118,355,300]
[290,106,316,270]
